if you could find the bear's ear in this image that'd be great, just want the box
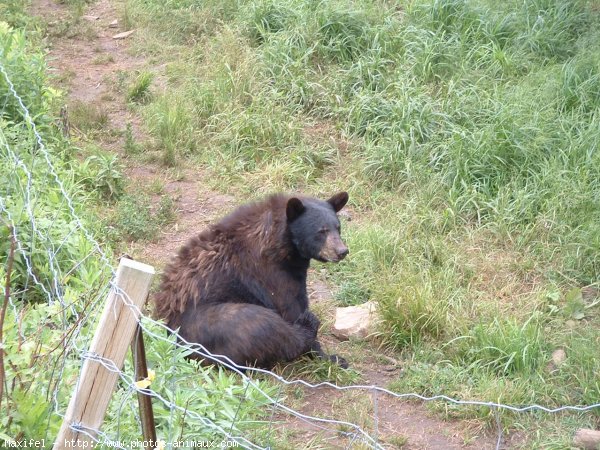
[286,197,306,221]
[327,192,349,213]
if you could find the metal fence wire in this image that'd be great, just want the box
[1,61,600,450]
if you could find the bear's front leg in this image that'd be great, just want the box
[309,340,349,369]
[295,309,348,368]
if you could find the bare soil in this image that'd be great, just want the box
[31,0,509,448]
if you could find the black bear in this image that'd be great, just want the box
[153,192,350,369]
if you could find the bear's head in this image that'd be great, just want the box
[286,192,349,263]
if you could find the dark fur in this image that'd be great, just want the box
[154,192,349,369]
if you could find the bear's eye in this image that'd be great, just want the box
[318,227,329,234]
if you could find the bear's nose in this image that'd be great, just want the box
[337,247,349,259]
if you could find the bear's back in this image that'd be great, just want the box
[153,194,304,328]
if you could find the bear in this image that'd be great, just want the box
[153,191,350,369]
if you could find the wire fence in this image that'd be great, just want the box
[2,59,600,450]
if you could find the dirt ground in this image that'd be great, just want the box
[30,0,511,447]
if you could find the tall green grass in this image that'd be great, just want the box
[454,315,547,376]
[122,0,600,442]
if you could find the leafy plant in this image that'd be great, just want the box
[104,321,278,442]
[1,11,114,444]
[79,152,124,200]
[110,193,176,242]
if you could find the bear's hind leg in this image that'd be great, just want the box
[179,303,322,369]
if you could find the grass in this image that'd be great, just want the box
[127,70,153,103]
[145,93,194,165]
[110,0,600,445]
[453,315,547,376]
[92,53,114,65]
[123,121,141,154]
[276,355,361,386]
[44,1,98,40]
[68,100,110,133]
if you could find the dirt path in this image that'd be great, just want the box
[31,1,505,448]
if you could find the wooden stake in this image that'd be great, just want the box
[54,258,154,449]
[133,324,157,448]
[0,226,16,411]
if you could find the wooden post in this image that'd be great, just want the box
[133,324,158,448]
[54,258,155,449]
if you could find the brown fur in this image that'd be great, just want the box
[154,193,348,368]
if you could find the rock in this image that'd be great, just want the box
[82,15,99,21]
[112,30,135,40]
[581,286,599,301]
[332,301,378,341]
[109,19,119,28]
[338,209,352,221]
[551,348,567,367]
[573,429,600,450]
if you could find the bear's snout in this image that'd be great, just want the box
[337,246,349,260]
[319,233,349,262]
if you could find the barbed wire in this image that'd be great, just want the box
[0,124,115,420]
[80,353,267,450]
[1,57,381,449]
[2,57,600,450]
[1,60,120,445]
[0,61,116,275]
[125,289,600,412]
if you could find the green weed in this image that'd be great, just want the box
[247,1,297,45]
[127,70,154,103]
[315,8,375,63]
[92,53,115,65]
[277,355,360,386]
[79,151,124,200]
[0,11,116,441]
[109,193,175,242]
[123,122,141,155]
[559,54,600,114]
[106,319,278,443]
[1,0,37,28]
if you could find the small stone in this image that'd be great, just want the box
[332,301,378,341]
[574,428,600,450]
[338,210,352,221]
[109,19,119,28]
[581,286,599,301]
[112,30,135,40]
[83,15,99,21]
[551,348,567,367]
[565,319,577,328]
